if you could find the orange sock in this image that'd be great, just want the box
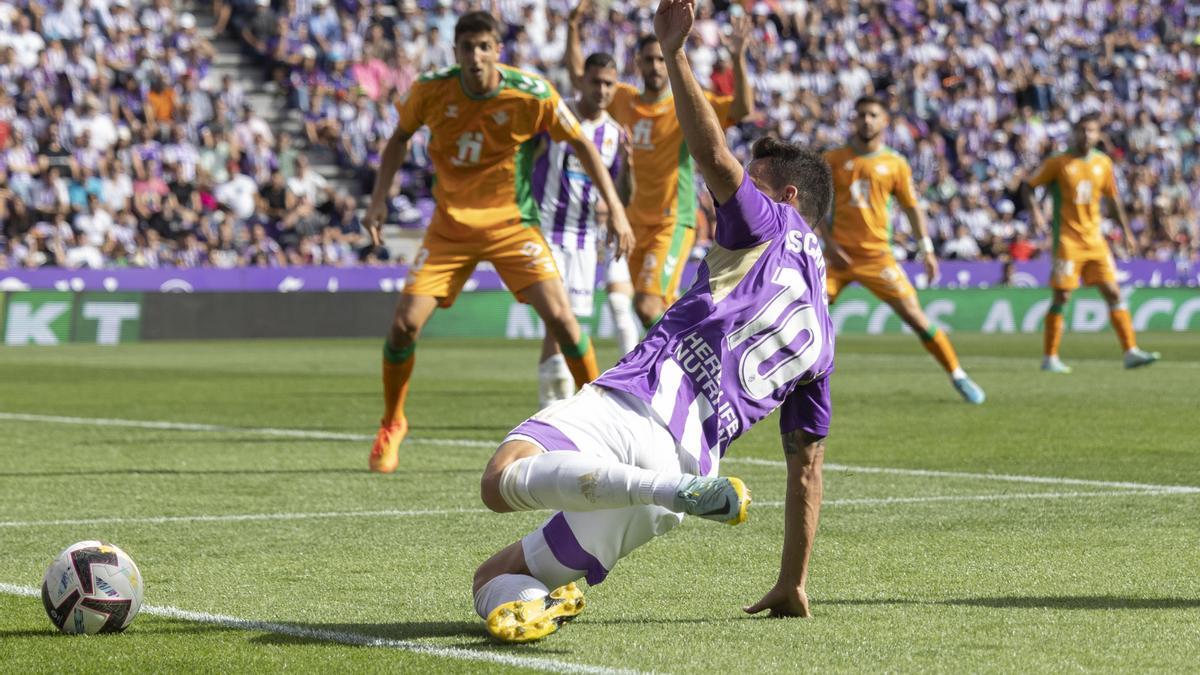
[562,334,599,389]
[381,341,415,426]
[1044,306,1065,357]
[919,327,961,374]
[1110,307,1136,351]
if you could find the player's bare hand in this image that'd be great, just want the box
[826,245,853,271]
[743,583,811,618]
[362,200,388,247]
[722,13,752,55]
[608,207,635,259]
[654,0,695,54]
[569,0,590,24]
[923,255,940,283]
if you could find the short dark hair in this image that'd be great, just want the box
[1076,111,1102,126]
[854,95,887,113]
[455,11,501,42]
[751,136,833,225]
[584,52,616,71]
[635,34,659,53]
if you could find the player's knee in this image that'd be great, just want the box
[480,473,512,513]
[390,312,424,345]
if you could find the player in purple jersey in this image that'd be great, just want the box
[467,0,836,643]
[530,52,636,408]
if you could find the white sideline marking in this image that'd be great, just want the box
[4,411,1199,494]
[0,583,636,675]
[0,490,1192,530]
[729,457,1200,494]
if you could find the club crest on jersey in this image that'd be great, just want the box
[1092,164,1103,177]
[491,110,509,125]
[874,164,890,175]
[445,104,458,118]
[843,160,854,171]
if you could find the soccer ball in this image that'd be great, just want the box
[41,541,144,634]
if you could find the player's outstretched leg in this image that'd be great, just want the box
[371,295,437,473]
[608,287,640,355]
[482,440,751,524]
[893,296,985,404]
[1109,302,1161,369]
[537,334,573,409]
[524,280,600,389]
[484,580,585,643]
[1041,302,1072,373]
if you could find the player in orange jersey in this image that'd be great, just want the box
[568,0,755,327]
[1021,111,1160,373]
[361,12,634,473]
[822,96,985,404]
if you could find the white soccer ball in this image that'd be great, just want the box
[41,540,144,634]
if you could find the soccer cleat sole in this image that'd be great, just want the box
[486,583,585,643]
[724,477,751,526]
[368,419,408,473]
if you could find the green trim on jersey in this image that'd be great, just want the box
[1049,183,1063,257]
[419,65,459,82]
[515,138,539,225]
[498,66,555,101]
[675,141,697,229]
[660,221,690,294]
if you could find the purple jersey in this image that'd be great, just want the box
[595,175,834,474]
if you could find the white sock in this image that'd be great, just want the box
[608,292,639,355]
[950,367,967,380]
[473,573,549,619]
[498,453,685,512]
[537,355,572,407]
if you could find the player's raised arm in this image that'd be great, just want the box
[566,0,590,90]
[725,14,755,122]
[655,0,742,203]
[363,127,413,246]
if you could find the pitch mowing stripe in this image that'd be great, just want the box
[4,411,1200,494]
[1,490,1192,529]
[0,582,640,675]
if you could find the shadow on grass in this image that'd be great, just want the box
[823,596,1200,610]
[246,621,575,654]
[0,620,238,639]
[0,468,478,478]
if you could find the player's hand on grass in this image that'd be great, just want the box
[654,0,695,54]
[362,199,387,247]
[743,582,811,618]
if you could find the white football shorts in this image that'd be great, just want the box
[503,384,707,589]
[550,242,597,317]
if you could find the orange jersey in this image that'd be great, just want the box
[1028,150,1119,258]
[825,146,919,258]
[609,83,732,229]
[396,65,585,228]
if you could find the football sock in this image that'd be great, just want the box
[608,292,639,355]
[561,334,599,389]
[1110,306,1136,351]
[381,340,415,426]
[918,326,961,374]
[474,573,549,620]
[537,354,573,407]
[498,453,684,513]
[1044,304,1065,357]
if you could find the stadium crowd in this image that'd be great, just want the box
[1,0,1198,270]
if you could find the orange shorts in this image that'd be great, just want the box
[827,255,916,304]
[1050,253,1116,291]
[629,221,696,304]
[404,213,559,308]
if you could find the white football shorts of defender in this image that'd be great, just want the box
[504,384,697,589]
[549,242,599,317]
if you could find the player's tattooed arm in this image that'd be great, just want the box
[566,0,590,89]
[363,127,413,246]
[745,430,825,618]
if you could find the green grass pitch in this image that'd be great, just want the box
[1,333,1198,672]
